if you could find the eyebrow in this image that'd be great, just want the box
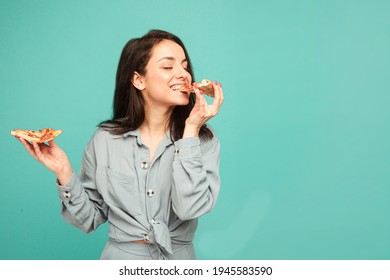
[157,56,187,63]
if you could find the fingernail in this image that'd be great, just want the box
[200,90,203,95]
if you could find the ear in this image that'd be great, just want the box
[131,71,146,91]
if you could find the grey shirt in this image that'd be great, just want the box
[56,127,220,255]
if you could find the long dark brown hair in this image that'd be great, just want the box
[99,29,213,141]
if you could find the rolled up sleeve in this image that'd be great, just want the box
[171,134,221,220]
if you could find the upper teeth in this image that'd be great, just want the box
[171,85,181,91]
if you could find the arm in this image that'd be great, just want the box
[171,134,220,220]
[171,81,223,220]
[17,136,108,233]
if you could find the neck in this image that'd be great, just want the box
[140,105,172,136]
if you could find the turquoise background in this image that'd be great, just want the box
[1,0,389,259]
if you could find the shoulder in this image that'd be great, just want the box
[85,127,124,153]
[91,127,118,143]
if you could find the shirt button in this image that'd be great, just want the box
[147,189,155,197]
[174,147,180,155]
[141,161,149,170]
[143,234,150,242]
[150,219,156,224]
[63,191,71,199]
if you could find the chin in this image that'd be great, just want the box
[173,102,189,108]
[178,97,190,106]
[172,94,190,106]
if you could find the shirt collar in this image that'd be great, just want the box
[122,129,140,139]
[120,128,173,147]
[110,128,140,140]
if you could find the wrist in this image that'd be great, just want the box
[183,123,201,138]
[56,166,73,186]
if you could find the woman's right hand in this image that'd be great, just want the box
[17,137,73,185]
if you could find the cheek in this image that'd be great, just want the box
[158,72,175,83]
[187,74,192,84]
[145,73,169,89]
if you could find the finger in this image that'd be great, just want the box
[32,141,45,162]
[39,142,51,154]
[197,90,207,116]
[18,138,39,161]
[193,85,206,110]
[218,82,224,105]
[210,81,223,112]
[217,81,224,104]
[48,139,58,148]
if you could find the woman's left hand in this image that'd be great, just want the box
[183,81,224,138]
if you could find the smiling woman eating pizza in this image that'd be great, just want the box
[15,29,224,260]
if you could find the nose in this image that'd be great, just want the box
[175,65,190,80]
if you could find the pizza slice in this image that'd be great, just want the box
[175,79,215,97]
[193,79,215,97]
[11,128,63,143]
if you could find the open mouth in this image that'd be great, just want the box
[170,85,182,91]
[170,84,193,92]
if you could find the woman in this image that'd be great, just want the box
[16,29,224,260]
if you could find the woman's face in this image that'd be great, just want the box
[140,39,192,108]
